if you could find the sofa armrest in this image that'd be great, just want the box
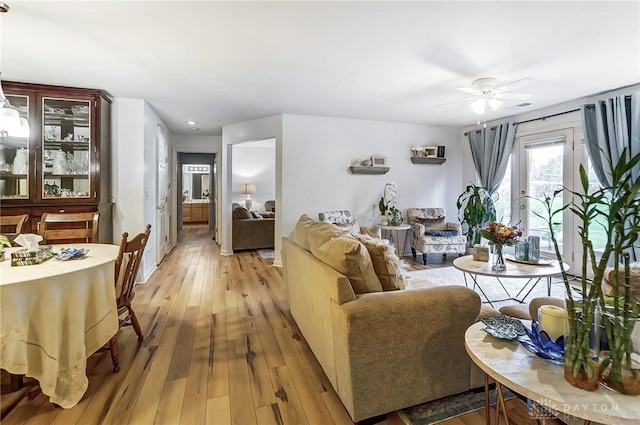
[331,286,481,421]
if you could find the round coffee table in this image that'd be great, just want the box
[465,322,640,425]
[453,255,569,307]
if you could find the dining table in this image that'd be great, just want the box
[0,243,120,408]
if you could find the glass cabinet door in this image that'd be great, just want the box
[0,94,30,200]
[42,97,91,199]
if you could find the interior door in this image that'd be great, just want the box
[156,125,170,264]
[517,128,574,264]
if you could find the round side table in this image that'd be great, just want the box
[374,223,411,257]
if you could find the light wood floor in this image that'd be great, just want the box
[1,227,548,425]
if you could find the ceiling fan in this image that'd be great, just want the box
[454,77,534,114]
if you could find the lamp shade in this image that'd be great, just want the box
[241,183,256,195]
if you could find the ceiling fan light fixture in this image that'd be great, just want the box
[471,98,486,115]
[488,98,503,111]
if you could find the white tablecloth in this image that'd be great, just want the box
[0,243,119,408]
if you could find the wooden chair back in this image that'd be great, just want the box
[39,212,99,244]
[0,214,29,246]
[115,225,152,310]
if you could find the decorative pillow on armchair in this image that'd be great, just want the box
[425,229,459,237]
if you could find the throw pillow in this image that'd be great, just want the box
[307,221,347,253]
[312,235,382,294]
[233,206,252,219]
[425,229,458,237]
[360,226,381,238]
[415,217,447,230]
[353,233,408,291]
[293,214,315,251]
[250,211,263,219]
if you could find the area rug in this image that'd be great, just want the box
[398,388,514,425]
[256,249,275,260]
[405,266,568,310]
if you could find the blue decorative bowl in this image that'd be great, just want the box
[518,321,564,361]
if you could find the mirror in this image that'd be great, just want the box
[182,164,210,202]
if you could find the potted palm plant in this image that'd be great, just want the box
[456,183,496,247]
[535,149,640,393]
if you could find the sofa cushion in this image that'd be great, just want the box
[233,206,252,219]
[293,214,315,251]
[353,234,407,291]
[311,235,382,294]
[425,229,459,237]
[308,222,347,253]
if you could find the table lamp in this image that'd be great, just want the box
[241,183,256,210]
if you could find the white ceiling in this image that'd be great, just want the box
[2,1,639,136]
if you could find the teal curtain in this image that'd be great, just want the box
[468,122,517,194]
[582,91,640,186]
[582,91,640,261]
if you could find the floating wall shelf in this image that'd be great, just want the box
[348,166,390,175]
[410,157,446,165]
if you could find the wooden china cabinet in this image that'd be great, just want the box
[0,81,113,243]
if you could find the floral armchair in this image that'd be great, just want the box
[407,208,466,264]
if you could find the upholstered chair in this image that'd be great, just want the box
[407,208,466,264]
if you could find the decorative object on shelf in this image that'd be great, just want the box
[479,222,522,271]
[11,148,27,174]
[456,183,496,247]
[52,149,66,174]
[241,183,256,210]
[371,156,386,167]
[533,146,640,392]
[437,146,446,158]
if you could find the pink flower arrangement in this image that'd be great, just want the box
[479,222,522,246]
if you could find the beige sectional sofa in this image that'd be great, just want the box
[282,215,485,422]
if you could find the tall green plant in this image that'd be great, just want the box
[533,149,640,391]
[456,183,496,246]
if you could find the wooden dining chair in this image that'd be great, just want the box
[38,212,99,244]
[0,214,29,245]
[107,224,152,372]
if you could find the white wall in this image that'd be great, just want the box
[112,98,170,282]
[280,115,460,256]
[112,98,145,245]
[231,141,276,212]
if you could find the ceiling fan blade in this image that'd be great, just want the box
[457,87,482,95]
[495,78,534,93]
[494,92,533,100]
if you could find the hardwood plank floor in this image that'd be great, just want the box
[1,227,547,425]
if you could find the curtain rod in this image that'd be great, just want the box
[464,108,579,136]
[463,93,635,136]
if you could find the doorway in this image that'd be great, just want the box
[517,128,575,262]
[177,153,216,232]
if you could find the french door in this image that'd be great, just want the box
[516,128,576,267]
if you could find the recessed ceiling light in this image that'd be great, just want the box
[187,120,197,125]
[191,127,200,131]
